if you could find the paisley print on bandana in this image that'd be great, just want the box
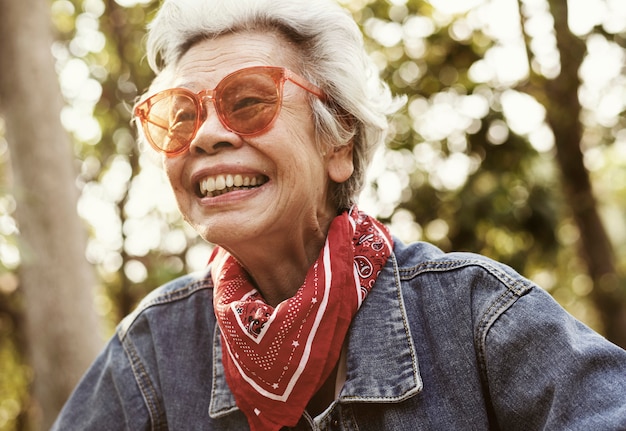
[211,207,393,431]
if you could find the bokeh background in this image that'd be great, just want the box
[0,0,625,429]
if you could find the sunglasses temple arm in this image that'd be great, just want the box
[285,70,326,100]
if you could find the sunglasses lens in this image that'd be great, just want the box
[218,69,281,135]
[143,91,199,154]
[138,68,285,154]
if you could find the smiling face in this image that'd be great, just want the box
[161,31,354,264]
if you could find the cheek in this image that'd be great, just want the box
[286,139,326,181]
[163,159,187,196]
[280,99,318,139]
[281,112,323,159]
[263,117,322,171]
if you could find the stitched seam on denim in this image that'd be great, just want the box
[118,276,214,340]
[474,287,529,403]
[209,326,241,418]
[210,326,222,415]
[340,252,422,404]
[340,394,415,404]
[390,252,422,393]
[398,259,531,296]
[399,256,534,412]
[120,334,166,431]
[475,287,517,362]
[340,404,358,430]
[140,277,214,307]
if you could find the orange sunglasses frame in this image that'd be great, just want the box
[134,66,325,157]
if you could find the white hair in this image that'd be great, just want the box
[138,0,402,209]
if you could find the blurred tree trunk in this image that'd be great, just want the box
[0,0,103,428]
[534,0,626,348]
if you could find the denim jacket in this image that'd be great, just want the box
[52,239,626,430]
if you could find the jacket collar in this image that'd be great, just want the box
[209,250,422,418]
[338,251,422,402]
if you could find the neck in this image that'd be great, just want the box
[224,216,333,307]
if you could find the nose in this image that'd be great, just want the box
[188,99,243,155]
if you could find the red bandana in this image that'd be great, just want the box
[211,208,393,431]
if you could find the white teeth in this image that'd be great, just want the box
[199,174,267,196]
[215,175,226,190]
[205,177,215,192]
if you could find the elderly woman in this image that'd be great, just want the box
[53,0,626,430]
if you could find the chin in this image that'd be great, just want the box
[191,220,245,249]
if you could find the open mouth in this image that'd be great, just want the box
[197,174,269,198]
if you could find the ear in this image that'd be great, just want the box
[326,141,354,183]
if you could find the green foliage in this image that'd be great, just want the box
[0,351,29,430]
[351,0,625,335]
[359,1,564,269]
[0,287,30,431]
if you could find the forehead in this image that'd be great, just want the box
[172,31,299,89]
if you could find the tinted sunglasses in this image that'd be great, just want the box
[134,66,325,156]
